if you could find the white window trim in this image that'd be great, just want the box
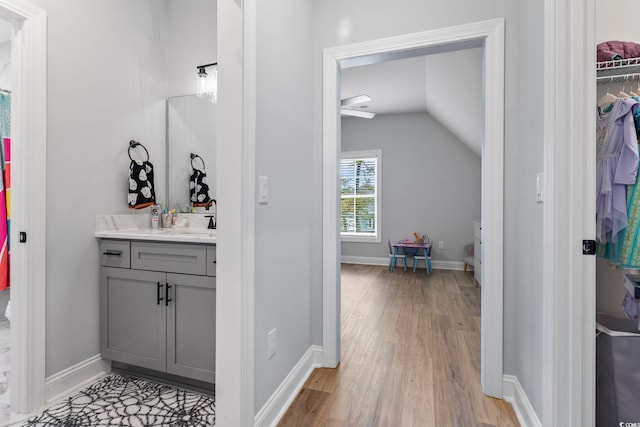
[340,149,382,243]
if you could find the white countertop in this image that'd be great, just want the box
[95,214,216,244]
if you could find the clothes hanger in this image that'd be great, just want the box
[617,77,631,98]
[631,74,640,97]
[598,78,618,108]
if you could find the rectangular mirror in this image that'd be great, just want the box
[166,94,217,210]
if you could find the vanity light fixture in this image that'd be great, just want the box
[196,62,218,103]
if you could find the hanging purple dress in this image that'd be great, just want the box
[597,97,640,243]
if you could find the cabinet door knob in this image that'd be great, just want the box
[157,282,164,305]
[165,284,172,306]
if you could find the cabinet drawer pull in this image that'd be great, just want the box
[157,282,164,305]
[166,284,172,306]
[103,250,123,257]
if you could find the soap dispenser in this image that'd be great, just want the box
[205,199,216,229]
[206,215,216,230]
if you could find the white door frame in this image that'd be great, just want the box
[541,0,595,424]
[322,18,505,397]
[216,0,255,425]
[0,0,46,414]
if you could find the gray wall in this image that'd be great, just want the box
[254,0,314,412]
[341,113,481,263]
[503,0,544,413]
[26,0,216,378]
[37,0,168,377]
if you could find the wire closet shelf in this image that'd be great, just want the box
[597,58,640,83]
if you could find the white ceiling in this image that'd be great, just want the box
[341,55,428,115]
[341,47,484,156]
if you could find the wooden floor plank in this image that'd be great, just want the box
[277,265,520,427]
[278,388,331,427]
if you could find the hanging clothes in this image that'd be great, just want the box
[599,149,640,266]
[596,97,640,244]
[597,97,640,267]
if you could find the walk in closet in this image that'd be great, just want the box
[596,56,640,313]
[595,40,640,425]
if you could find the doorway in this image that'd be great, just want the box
[0,0,47,415]
[0,15,12,409]
[322,19,505,397]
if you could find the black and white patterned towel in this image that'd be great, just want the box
[128,160,156,209]
[190,169,211,207]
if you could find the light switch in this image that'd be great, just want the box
[259,176,268,204]
[536,173,543,203]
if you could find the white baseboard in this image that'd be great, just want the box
[432,260,465,270]
[341,255,465,271]
[503,375,542,427]
[254,345,323,427]
[45,355,111,403]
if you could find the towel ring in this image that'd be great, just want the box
[128,140,150,162]
[190,153,206,171]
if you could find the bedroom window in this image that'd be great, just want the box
[340,150,381,243]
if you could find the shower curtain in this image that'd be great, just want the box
[0,92,11,291]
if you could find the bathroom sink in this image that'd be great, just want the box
[168,228,216,236]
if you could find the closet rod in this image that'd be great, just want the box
[596,73,640,83]
[0,89,10,95]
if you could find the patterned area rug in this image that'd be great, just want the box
[23,373,215,426]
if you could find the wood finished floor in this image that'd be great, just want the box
[278,264,520,427]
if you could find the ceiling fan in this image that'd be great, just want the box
[341,94,376,119]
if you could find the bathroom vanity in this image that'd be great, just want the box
[96,214,216,385]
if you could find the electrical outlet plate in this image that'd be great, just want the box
[438,241,444,250]
[259,176,269,204]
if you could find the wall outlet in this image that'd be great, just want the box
[438,241,445,250]
[267,328,276,359]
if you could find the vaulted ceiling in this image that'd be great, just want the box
[341,47,483,156]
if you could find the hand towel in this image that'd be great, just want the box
[190,168,212,207]
[128,159,156,209]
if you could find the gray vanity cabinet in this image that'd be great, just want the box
[166,273,215,381]
[99,239,216,384]
[100,267,167,372]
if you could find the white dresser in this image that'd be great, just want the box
[473,221,481,286]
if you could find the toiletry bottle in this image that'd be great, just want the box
[150,204,161,229]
